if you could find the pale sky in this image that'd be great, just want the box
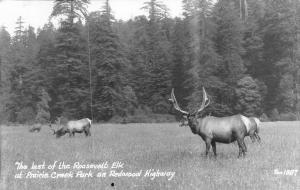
[0,0,183,35]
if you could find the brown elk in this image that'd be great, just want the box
[169,87,251,158]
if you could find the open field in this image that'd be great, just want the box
[1,121,299,190]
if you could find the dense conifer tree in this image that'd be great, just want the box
[89,0,136,121]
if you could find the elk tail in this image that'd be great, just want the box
[253,117,261,133]
[240,115,251,134]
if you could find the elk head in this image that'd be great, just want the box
[48,123,57,135]
[169,87,210,132]
[48,117,63,137]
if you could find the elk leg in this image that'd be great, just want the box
[84,129,89,137]
[243,140,247,152]
[250,134,256,143]
[241,139,246,156]
[86,128,91,136]
[211,141,217,157]
[237,139,244,158]
[205,139,211,157]
[255,132,261,143]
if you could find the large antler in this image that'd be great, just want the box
[196,87,210,113]
[169,88,189,115]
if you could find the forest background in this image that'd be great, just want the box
[0,0,299,124]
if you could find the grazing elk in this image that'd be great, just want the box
[51,126,69,138]
[50,118,92,138]
[169,87,251,158]
[29,124,41,132]
[49,119,68,138]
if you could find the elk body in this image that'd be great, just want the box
[67,118,92,137]
[169,88,251,158]
[50,118,92,138]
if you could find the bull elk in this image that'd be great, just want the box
[50,118,92,138]
[169,87,252,158]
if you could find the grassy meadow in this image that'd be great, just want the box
[0,121,299,190]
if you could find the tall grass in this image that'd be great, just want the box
[1,122,299,190]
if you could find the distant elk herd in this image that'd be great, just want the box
[29,117,92,138]
[29,87,261,158]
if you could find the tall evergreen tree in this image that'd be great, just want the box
[6,20,41,122]
[170,17,192,113]
[14,16,25,43]
[212,0,246,114]
[0,27,11,121]
[32,23,57,119]
[35,23,56,88]
[242,0,264,78]
[240,0,267,113]
[260,0,300,114]
[181,0,226,116]
[89,0,135,121]
[127,15,151,107]
[0,27,11,88]
[49,0,90,119]
[137,0,172,113]
[51,0,89,24]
